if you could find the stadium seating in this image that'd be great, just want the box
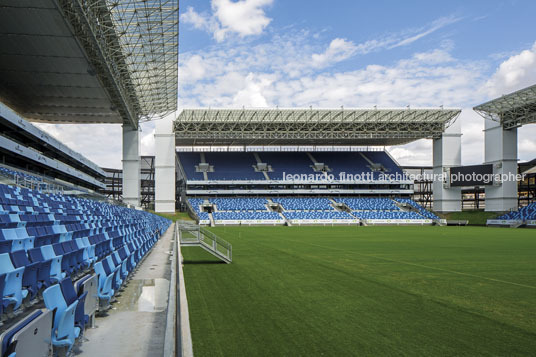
[0,183,171,354]
[177,152,205,180]
[336,197,399,211]
[361,151,404,176]
[0,166,42,183]
[178,151,405,182]
[283,211,354,220]
[258,152,314,179]
[272,197,333,210]
[311,152,371,178]
[213,211,281,221]
[496,202,536,220]
[188,196,440,223]
[204,152,265,180]
[211,198,268,211]
[394,198,439,219]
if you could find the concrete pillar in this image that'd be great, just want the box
[122,124,140,207]
[155,117,176,212]
[432,118,462,212]
[484,120,518,212]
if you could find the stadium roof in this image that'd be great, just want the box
[474,84,536,129]
[174,108,461,146]
[0,0,178,128]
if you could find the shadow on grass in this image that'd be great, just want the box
[183,260,226,265]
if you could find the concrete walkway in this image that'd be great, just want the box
[76,224,175,357]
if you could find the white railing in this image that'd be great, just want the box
[177,222,232,263]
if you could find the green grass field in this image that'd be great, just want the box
[181,226,536,356]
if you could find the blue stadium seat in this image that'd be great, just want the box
[0,253,27,311]
[9,250,40,301]
[93,261,114,306]
[43,284,80,352]
[60,277,88,330]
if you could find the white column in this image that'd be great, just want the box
[155,116,176,212]
[122,124,140,207]
[432,118,462,212]
[484,120,518,211]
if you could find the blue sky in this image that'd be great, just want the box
[37,0,536,168]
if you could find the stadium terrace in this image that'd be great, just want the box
[0,1,535,357]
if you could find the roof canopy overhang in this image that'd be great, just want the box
[0,0,178,127]
[175,108,461,146]
[474,84,536,129]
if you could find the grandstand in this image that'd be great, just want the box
[0,0,535,355]
[172,110,455,226]
[0,1,180,356]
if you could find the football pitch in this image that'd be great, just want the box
[181,226,536,356]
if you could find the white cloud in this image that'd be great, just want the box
[34,121,159,169]
[311,38,358,68]
[232,73,273,107]
[180,55,207,83]
[34,123,122,168]
[485,41,536,97]
[34,23,536,172]
[181,0,273,42]
[390,15,461,48]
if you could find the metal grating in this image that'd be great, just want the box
[474,84,536,129]
[174,108,462,146]
[56,0,178,127]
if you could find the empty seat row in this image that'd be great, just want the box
[0,182,171,355]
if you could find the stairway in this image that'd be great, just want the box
[177,223,232,263]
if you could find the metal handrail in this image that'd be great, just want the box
[177,223,232,263]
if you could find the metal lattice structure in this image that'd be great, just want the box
[0,0,178,127]
[175,108,461,146]
[474,84,536,129]
[57,0,179,126]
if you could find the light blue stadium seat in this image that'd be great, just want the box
[0,253,27,311]
[93,261,114,305]
[43,284,80,352]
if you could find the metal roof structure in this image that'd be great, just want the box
[175,108,461,146]
[474,84,536,129]
[0,0,178,128]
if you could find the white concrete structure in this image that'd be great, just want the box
[432,118,462,212]
[474,84,536,212]
[483,120,518,211]
[122,124,141,207]
[155,117,176,212]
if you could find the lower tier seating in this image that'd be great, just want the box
[188,196,438,223]
[496,202,536,220]
[0,183,171,355]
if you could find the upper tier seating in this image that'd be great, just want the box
[177,151,404,181]
[177,152,204,180]
[496,202,536,220]
[204,152,265,180]
[0,167,42,182]
[272,197,333,211]
[311,152,371,178]
[258,152,313,179]
[362,151,403,176]
[0,183,171,354]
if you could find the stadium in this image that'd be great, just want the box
[0,1,535,356]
